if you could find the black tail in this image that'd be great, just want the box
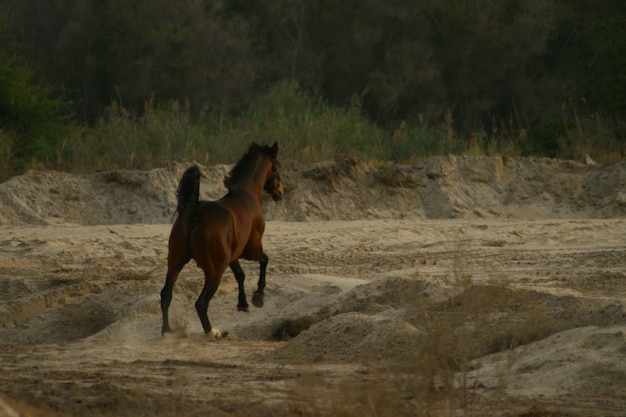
[176,166,201,216]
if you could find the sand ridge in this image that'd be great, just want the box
[0,156,624,225]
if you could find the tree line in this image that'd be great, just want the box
[0,0,624,172]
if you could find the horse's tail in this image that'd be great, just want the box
[176,165,201,216]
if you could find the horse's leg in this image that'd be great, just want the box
[230,260,249,312]
[160,270,179,335]
[161,215,193,335]
[195,271,224,337]
[251,252,268,308]
[161,258,190,335]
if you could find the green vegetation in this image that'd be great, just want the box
[66,81,388,171]
[0,0,624,179]
[0,50,71,174]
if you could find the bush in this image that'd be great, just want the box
[0,52,71,172]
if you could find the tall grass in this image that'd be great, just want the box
[71,96,208,171]
[1,81,624,180]
[561,98,626,165]
[195,80,386,165]
[61,80,389,172]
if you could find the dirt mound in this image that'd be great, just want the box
[429,285,626,360]
[0,274,152,346]
[472,325,626,398]
[274,312,424,364]
[266,155,626,220]
[0,156,624,225]
[0,164,230,225]
[273,277,625,366]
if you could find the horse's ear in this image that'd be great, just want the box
[271,142,279,157]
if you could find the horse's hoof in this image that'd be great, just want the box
[237,305,250,312]
[207,328,227,339]
[252,292,264,308]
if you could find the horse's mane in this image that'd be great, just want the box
[224,143,273,188]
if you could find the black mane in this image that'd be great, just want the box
[224,143,273,188]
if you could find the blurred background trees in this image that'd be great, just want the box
[0,0,624,174]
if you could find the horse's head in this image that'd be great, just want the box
[263,142,284,201]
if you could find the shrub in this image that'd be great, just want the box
[0,51,71,172]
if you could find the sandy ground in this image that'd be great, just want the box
[0,156,625,416]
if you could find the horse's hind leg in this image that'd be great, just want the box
[161,217,192,335]
[161,245,191,335]
[230,261,249,312]
[161,268,183,335]
[252,252,268,308]
[195,272,223,337]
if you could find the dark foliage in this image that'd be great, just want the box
[0,0,624,169]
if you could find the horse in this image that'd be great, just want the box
[160,142,284,337]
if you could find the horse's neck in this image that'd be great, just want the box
[230,159,270,203]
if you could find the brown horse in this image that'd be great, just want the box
[160,142,284,337]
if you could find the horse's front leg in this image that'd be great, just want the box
[230,260,249,312]
[251,252,268,308]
